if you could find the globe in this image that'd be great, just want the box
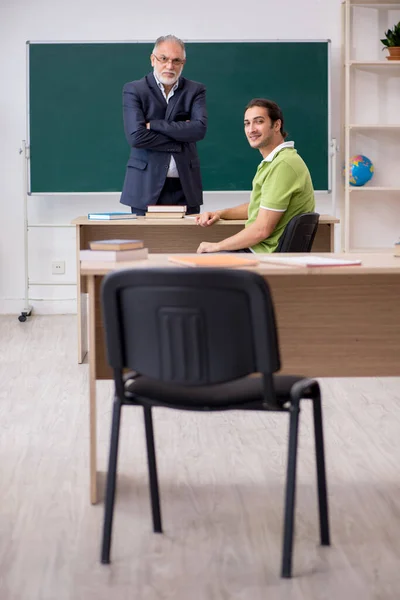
[346,155,374,187]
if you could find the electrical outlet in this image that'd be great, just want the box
[52,261,65,275]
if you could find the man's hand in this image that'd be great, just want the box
[146,122,150,129]
[197,241,221,253]
[195,211,221,227]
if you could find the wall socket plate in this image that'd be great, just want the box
[52,261,65,275]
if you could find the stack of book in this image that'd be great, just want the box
[145,205,186,219]
[80,239,148,262]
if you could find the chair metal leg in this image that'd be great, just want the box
[101,397,122,564]
[312,391,330,546]
[143,406,162,533]
[281,401,300,578]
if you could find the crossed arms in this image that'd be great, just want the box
[123,84,207,152]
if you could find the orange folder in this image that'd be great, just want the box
[168,254,259,268]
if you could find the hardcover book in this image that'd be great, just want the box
[147,205,186,213]
[87,212,137,220]
[89,239,144,251]
[145,212,185,219]
[80,248,148,262]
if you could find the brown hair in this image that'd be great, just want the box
[244,98,288,139]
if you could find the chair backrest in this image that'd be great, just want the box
[101,268,281,386]
[275,212,320,253]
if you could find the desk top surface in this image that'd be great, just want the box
[81,252,400,277]
[72,214,340,226]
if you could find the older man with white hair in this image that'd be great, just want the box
[120,35,208,215]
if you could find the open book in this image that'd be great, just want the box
[168,254,259,268]
[259,255,362,267]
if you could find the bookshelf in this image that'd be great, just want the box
[343,0,400,251]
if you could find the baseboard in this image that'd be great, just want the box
[0,298,77,315]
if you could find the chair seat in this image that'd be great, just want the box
[124,373,314,410]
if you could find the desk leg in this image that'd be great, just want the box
[329,224,335,252]
[76,226,88,364]
[78,293,88,364]
[88,275,98,504]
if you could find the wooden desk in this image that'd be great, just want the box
[82,253,400,503]
[73,215,340,363]
[73,214,338,253]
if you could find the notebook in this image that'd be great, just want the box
[259,255,362,267]
[87,212,137,220]
[168,254,259,268]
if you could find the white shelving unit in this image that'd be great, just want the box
[343,0,400,251]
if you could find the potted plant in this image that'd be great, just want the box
[381,21,400,60]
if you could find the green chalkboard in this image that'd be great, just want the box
[28,41,330,193]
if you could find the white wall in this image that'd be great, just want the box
[0,0,344,314]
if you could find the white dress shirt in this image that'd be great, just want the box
[153,71,179,178]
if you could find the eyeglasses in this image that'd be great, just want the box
[152,53,185,67]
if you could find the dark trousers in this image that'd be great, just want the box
[131,178,200,216]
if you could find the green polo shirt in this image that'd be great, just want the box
[246,143,315,253]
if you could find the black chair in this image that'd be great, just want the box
[100,268,330,578]
[275,212,320,252]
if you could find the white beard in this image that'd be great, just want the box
[157,72,179,86]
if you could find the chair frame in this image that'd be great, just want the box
[100,269,330,578]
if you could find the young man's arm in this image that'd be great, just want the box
[195,203,249,226]
[197,208,283,253]
[197,160,299,252]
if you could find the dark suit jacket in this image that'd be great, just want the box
[120,73,207,210]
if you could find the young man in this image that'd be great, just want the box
[196,99,315,253]
[120,35,207,215]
